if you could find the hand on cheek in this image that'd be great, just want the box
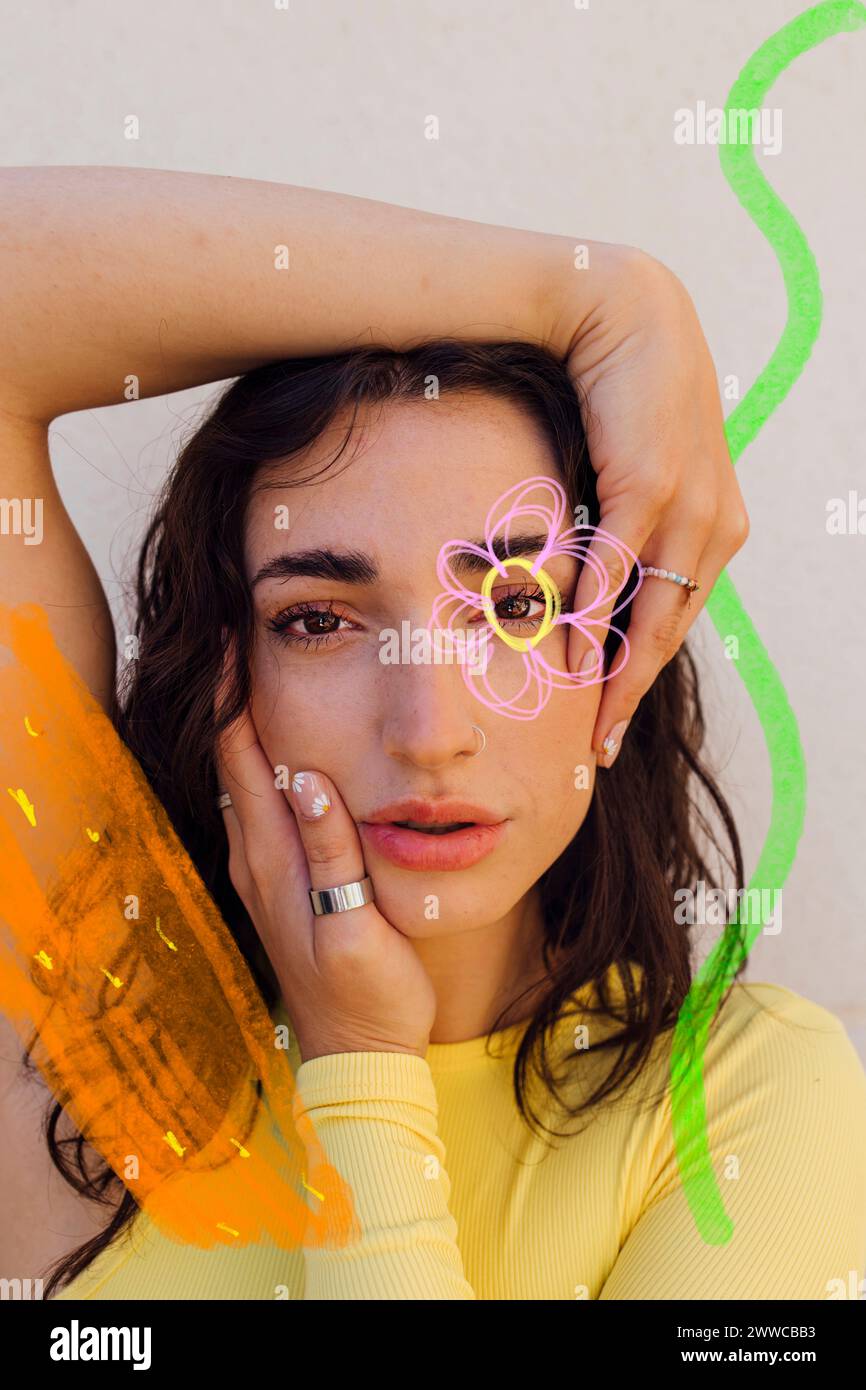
[214,651,437,1063]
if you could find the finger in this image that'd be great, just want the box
[566,499,663,677]
[211,639,254,903]
[288,769,376,922]
[591,532,707,766]
[214,735,258,903]
[215,762,245,865]
[213,642,304,880]
[587,452,748,748]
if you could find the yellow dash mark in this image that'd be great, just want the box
[230,1138,251,1158]
[164,1131,186,1158]
[23,716,41,737]
[85,827,100,842]
[33,950,53,970]
[216,1222,240,1237]
[155,916,177,951]
[301,1171,325,1202]
[6,788,36,827]
[100,967,123,989]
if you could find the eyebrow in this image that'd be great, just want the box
[250,531,554,589]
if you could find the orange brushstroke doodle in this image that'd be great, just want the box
[0,602,361,1254]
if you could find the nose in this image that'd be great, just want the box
[378,639,485,770]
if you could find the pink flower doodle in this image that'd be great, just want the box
[425,476,643,720]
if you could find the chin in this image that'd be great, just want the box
[366,870,521,937]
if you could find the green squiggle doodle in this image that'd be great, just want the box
[670,0,866,1243]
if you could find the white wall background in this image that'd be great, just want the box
[1,0,863,1057]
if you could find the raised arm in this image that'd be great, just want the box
[0,164,595,713]
[0,165,583,422]
[0,165,745,747]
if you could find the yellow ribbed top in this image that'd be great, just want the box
[54,974,866,1300]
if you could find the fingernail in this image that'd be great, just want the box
[577,646,601,676]
[290,771,331,819]
[599,719,629,768]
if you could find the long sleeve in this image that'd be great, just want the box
[291,1050,477,1300]
[597,986,866,1299]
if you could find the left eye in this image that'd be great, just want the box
[471,588,548,625]
[494,593,541,621]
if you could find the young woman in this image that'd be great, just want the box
[1,168,863,1302]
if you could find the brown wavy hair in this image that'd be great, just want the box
[31,339,747,1296]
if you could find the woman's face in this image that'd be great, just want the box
[243,392,602,937]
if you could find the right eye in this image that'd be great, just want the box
[265,601,359,649]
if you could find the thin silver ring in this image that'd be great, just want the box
[469,724,486,757]
[310,875,375,917]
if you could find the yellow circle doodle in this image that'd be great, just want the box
[480,556,561,653]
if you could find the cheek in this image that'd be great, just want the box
[247,643,287,755]
[507,686,600,826]
[248,642,367,771]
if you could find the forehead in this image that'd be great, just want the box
[243,394,561,573]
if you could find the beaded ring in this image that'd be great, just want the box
[641,565,700,593]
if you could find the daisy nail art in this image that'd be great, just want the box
[599,720,629,769]
[290,771,332,819]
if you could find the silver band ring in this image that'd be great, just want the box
[641,565,700,593]
[469,724,486,756]
[309,875,375,917]
[216,791,232,810]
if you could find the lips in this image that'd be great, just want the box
[360,798,508,870]
[393,819,474,835]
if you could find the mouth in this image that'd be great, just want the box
[390,819,475,836]
[360,799,508,871]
